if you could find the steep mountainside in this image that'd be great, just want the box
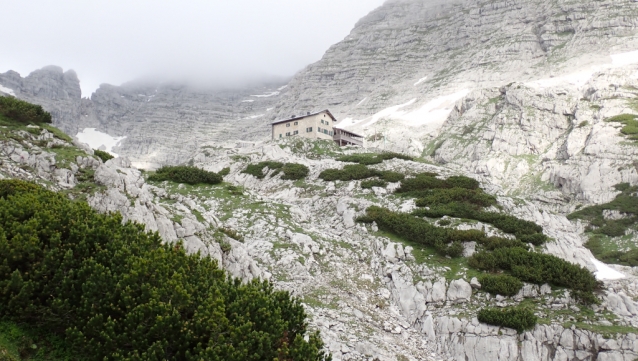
[274,0,638,123]
[0,66,287,168]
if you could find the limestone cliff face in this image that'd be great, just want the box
[273,0,638,122]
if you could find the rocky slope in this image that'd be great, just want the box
[4,118,638,360]
[0,66,287,168]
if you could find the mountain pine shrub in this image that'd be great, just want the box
[93,149,114,163]
[361,179,387,189]
[477,307,537,333]
[319,164,381,181]
[148,165,223,185]
[469,247,601,304]
[479,274,523,296]
[0,180,329,361]
[281,163,310,180]
[336,152,413,165]
[0,96,52,124]
[242,162,309,180]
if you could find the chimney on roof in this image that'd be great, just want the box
[307,112,310,115]
[291,115,295,118]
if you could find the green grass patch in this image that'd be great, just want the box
[0,321,73,361]
[48,146,88,168]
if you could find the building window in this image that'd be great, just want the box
[293,130,298,135]
[286,123,291,127]
[294,121,298,125]
[318,127,322,132]
[286,132,291,136]
[279,134,282,138]
[306,127,312,132]
[329,131,333,136]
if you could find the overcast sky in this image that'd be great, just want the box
[0,0,384,97]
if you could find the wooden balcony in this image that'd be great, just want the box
[333,129,363,146]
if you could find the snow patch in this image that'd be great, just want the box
[400,89,470,126]
[414,76,428,86]
[76,128,126,157]
[352,98,417,128]
[242,100,255,103]
[0,84,15,96]
[590,258,625,280]
[244,114,264,120]
[266,107,274,111]
[251,91,280,98]
[277,85,288,91]
[356,98,367,106]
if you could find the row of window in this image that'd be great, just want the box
[278,127,333,137]
[286,121,299,127]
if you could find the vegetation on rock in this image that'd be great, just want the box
[93,149,114,163]
[0,180,330,361]
[469,247,601,304]
[148,165,223,185]
[336,152,413,165]
[361,179,387,189]
[607,113,638,140]
[477,307,537,333]
[242,161,309,180]
[0,96,52,124]
[479,274,523,297]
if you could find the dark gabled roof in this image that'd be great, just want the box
[271,109,337,126]
[333,127,363,138]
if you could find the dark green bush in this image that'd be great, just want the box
[361,179,387,189]
[0,180,329,361]
[412,205,546,245]
[281,163,310,180]
[396,173,480,195]
[414,188,496,209]
[319,164,381,181]
[469,247,601,304]
[477,307,537,333]
[336,152,413,165]
[242,161,284,179]
[380,171,405,183]
[148,166,223,185]
[479,274,523,296]
[0,96,52,124]
[93,149,114,163]
[218,167,230,176]
[242,162,308,180]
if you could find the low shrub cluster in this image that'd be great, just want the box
[358,206,522,258]
[396,173,480,194]
[242,161,309,180]
[477,307,537,333]
[469,247,601,304]
[361,179,387,189]
[93,149,114,162]
[337,152,413,165]
[0,96,52,124]
[218,167,230,176]
[219,227,244,242]
[568,183,638,238]
[148,165,223,185]
[479,274,523,297]
[413,206,547,245]
[357,205,598,303]
[0,180,329,361]
[319,164,405,183]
